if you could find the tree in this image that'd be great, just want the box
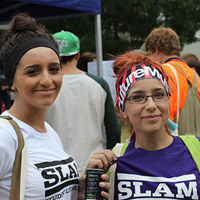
[101,0,165,58]
[41,15,96,53]
[161,0,200,45]
[40,0,200,60]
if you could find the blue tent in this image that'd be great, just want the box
[0,0,101,23]
[0,0,103,75]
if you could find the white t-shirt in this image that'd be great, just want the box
[46,73,107,176]
[0,111,79,200]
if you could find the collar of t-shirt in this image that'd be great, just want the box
[164,57,182,63]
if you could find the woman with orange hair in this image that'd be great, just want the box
[89,51,200,199]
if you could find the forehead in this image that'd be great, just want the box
[129,78,166,93]
[19,47,59,64]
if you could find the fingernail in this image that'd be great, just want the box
[100,182,106,187]
[109,160,114,165]
[114,156,117,160]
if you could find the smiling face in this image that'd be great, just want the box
[12,47,62,110]
[123,79,169,135]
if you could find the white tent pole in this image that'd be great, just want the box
[94,14,103,77]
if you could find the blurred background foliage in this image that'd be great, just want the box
[41,0,200,60]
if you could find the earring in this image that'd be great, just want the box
[11,86,15,91]
[121,112,129,121]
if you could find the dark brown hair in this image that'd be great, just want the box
[0,13,58,88]
[77,52,96,72]
[180,53,200,75]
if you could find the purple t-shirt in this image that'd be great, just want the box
[114,136,200,199]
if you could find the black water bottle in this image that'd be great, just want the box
[85,169,104,200]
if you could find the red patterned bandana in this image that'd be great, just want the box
[116,64,169,112]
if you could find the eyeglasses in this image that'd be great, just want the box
[126,92,170,104]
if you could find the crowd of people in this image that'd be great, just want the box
[0,12,200,200]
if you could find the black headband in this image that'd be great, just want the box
[3,37,60,88]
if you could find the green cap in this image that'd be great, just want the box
[53,31,80,56]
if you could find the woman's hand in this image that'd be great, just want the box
[99,173,111,199]
[86,149,117,171]
[78,149,117,200]
[78,173,111,200]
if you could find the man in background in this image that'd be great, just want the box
[46,31,121,175]
[145,27,200,135]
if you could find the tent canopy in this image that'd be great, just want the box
[0,0,103,76]
[0,0,101,24]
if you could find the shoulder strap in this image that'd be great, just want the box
[179,135,200,173]
[120,142,129,156]
[0,116,27,200]
[172,62,188,79]
[112,143,125,156]
[108,142,129,200]
[164,63,180,123]
[192,70,198,89]
[172,62,197,88]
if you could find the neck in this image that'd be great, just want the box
[62,60,85,74]
[161,55,178,64]
[134,128,173,151]
[8,102,47,133]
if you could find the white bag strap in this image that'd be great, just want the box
[108,143,124,200]
[164,63,180,123]
[0,116,28,200]
[20,145,28,200]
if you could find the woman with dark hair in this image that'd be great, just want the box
[0,13,110,200]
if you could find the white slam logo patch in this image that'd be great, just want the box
[35,157,79,199]
[117,173,198,199]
